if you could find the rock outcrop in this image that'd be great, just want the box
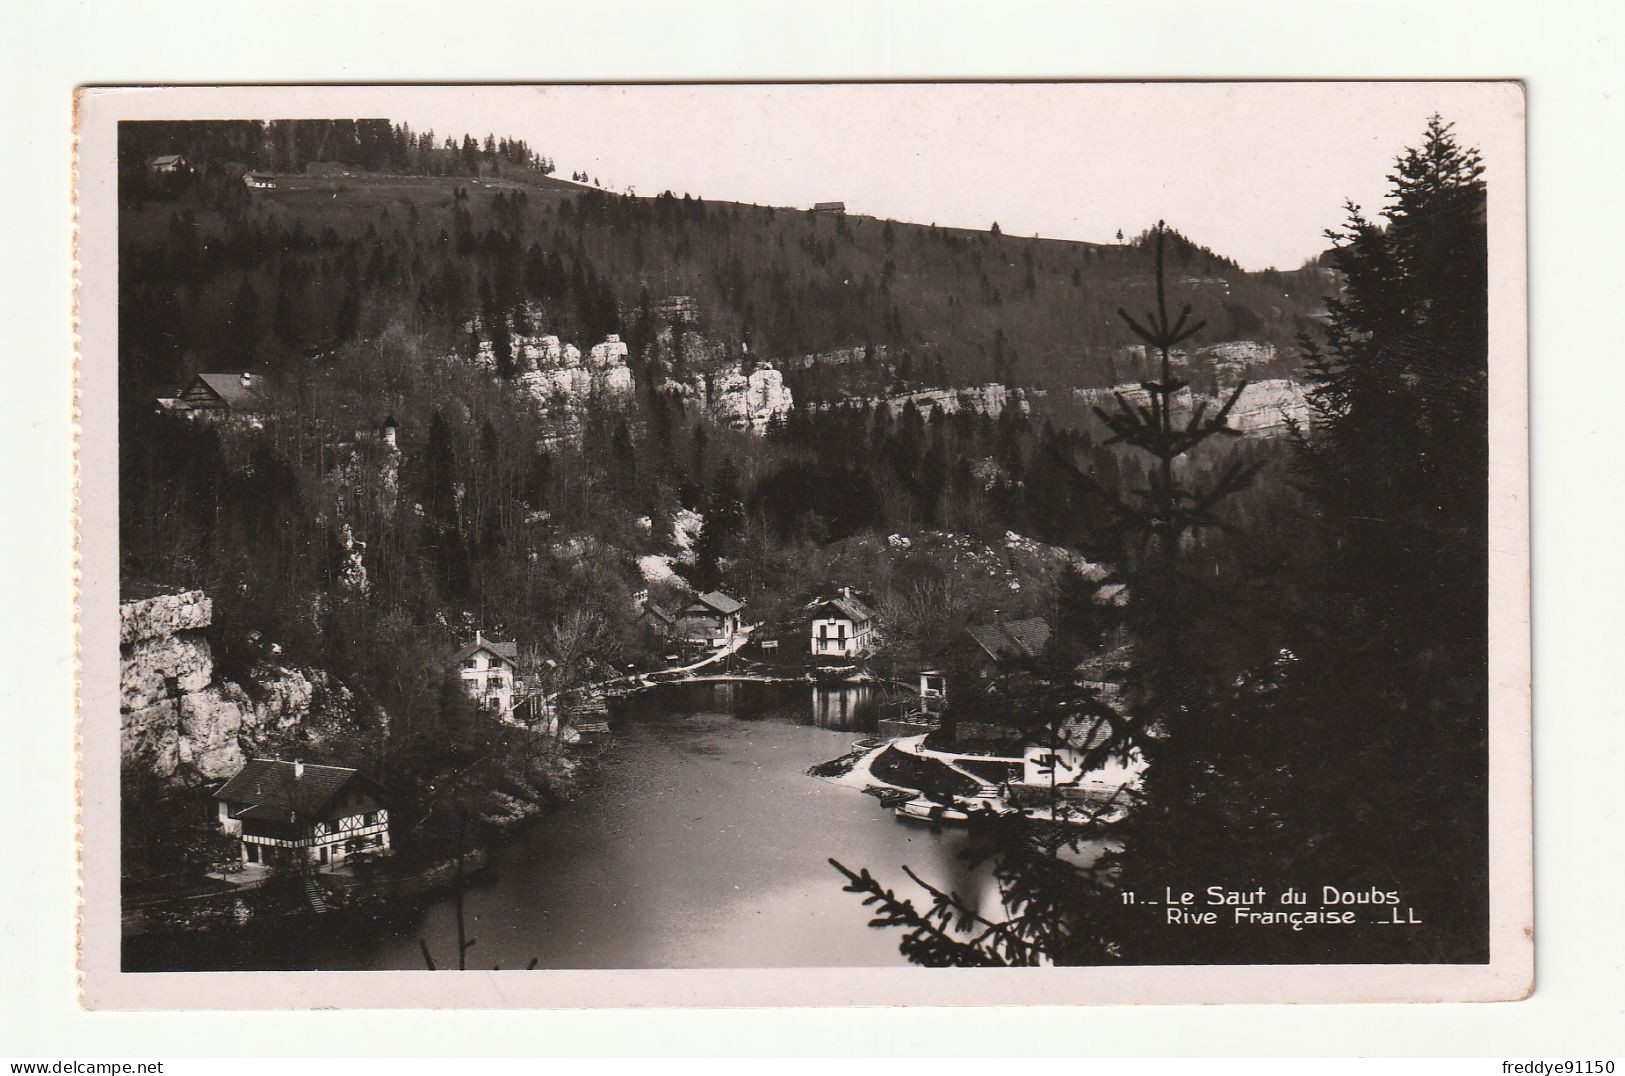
[462,306,636,440]
[1078,378,1311,436]
[666,364,794,432]
[120,588,368,785]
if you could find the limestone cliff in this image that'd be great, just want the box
[1076,378,1311,436]
[462,306,636,439]
[120,588,371,786]
[662,363,794,432]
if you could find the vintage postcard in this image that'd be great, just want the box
[75,82,1530,1009]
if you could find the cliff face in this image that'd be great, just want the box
[120,589,368,786]
[885,383,1029,419]
[1077,378,1311,436]
[662,363,794,432]
[463,307,637,438]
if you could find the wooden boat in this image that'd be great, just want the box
[893,797,970,824]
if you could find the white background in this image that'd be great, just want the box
[3,0,1621,1057]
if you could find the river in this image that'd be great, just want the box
[128,681,1011,971]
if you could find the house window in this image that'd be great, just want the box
[465,658,479,669]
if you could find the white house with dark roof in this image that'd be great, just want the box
[808,587,877,657]
[213,759,390,870]
[451,631,519,715]
[676,591,745,648]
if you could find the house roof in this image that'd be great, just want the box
[150,154,185,166]
[813,201,846,211]
[965,616,1052,665]
[450,637,518,666]
[190,373,266,411]
[811,593,875,623]
[214,759,377,824]
[641,601,676,625]
[692,591,744,615]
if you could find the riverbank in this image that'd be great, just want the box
[126,680,967,972]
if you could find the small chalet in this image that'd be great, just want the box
[179,372,267,415]
[813,201,846,214]
[638,599,678,639]
[214,759,390,870]
[961,614,1053,679]
[676,591,745,648]
[451,631,519,715]
[808,587,877,658]
[148,153,188,174]
[243,172,276,190]
[917,668,947,712]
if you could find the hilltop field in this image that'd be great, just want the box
[119,128,1333,405]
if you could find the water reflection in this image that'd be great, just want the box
[126,680,1002,972]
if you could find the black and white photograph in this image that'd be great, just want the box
[71,81,1530,1009]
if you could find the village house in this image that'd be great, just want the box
[676,591,745,648]
[148,153,189,174]
[451,631,520,715]
[808,587,877,658]
[959,613,1053,680]
[177,371,267,416]
[243,172,276,190]
[213,759,390,870]
[638,599,678,639]
[813,201,846,214]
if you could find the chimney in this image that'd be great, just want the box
[993,608,1003,624]
[475,629,483,647]
[240,372,253,388]
[294,760,304,779]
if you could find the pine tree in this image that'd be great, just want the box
[834,221,1260,966]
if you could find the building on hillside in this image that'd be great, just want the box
[150,384,191,415]
[243,172,277,190]
[213,759,391,870]
[812,201,846,214]
[808,587,877,658]
[451,631,520,715]
[179,372,268,416]
[676,591,745,648]
[638,599,678,639]
[148,153,189,174]
[960,614,1053,680]
[1014,713,1146,812]
[916,668,947,712]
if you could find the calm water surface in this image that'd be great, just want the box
[130,682,1006,971]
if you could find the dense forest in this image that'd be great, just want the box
[118,115,1489,965]
[117,118,1329,406]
